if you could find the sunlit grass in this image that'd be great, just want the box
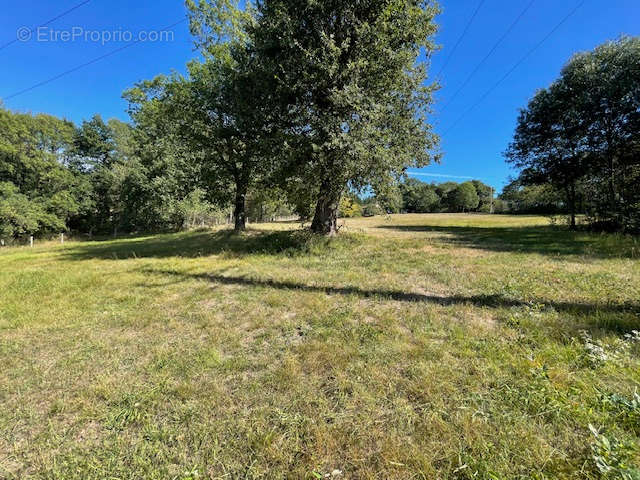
[1,214,639,479]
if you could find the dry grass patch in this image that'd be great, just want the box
[1,214,639,479]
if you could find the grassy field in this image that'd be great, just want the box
[1,214,639,479]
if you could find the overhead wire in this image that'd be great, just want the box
[435,0,487,78]
[0,0,92,52]
[443,0,587,135]
[440,0,536,113]
[2,17,188,101]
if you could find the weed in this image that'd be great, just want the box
[589,425,640,479]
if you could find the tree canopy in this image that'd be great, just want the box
[506,36,640,231]
[448,182,479,213]
[251,0,441,234]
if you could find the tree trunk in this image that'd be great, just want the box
[311,182,342,236]
[567,183,577,230]
[570,208,576,230]
[234,181,248,232]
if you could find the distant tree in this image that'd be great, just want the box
[400,178,440,213]
[499,179,565,215]
[177,188,228,229]
[339,195,363,218]
[253,0,441,234]
[471,180,493,213]
[448,182,479,213]
[72,115,113,170]
[373,184,403,214]
[413,187,440,213]
[285,179,316,222]
[362,201,385,217]
[246,188,293,223]
[492,198,508,214]
[435,182,458,201]
[0,182,65,239]
[433,181,457,211]
[71,115,124,234]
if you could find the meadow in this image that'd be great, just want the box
[1,214,639,479]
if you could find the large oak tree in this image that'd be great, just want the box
[251,0,441,234]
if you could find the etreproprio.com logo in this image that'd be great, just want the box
[16,26,175,45]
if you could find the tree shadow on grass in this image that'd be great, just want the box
[377,225,638,259]
[61,229,316,261]
[147,269,640,333]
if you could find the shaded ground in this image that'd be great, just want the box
[374,222,638,259]
[61,229,318,261]
[149,268,639,319]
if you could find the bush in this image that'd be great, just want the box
[177,189,228,229]
[339,196,363,218]
[363,202,384,217]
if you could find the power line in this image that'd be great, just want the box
[0,0,92,52]
[441,0,536,112]
[2,17,187,102]
[436,0,487,78]
[443,0,587,135]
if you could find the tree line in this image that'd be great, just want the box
[345,178,570,217]
[0,107,303,241]
[2,5,637,239]
[506,36,640,232]
[346,178,498,217]
[1,0,441,239]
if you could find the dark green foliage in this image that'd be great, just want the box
[362,201,385,217]
[124,76,219,232]
[506,36,640,232]
[252,0,441,233]
[1,0,442,238]
[177,188,229,229]
[69,115,192,235]
[393,178,494,214]
[128,0,280,232]
[447,182,479,213]
[434,181,457,202]
[374,185,403,214]
[0,182,65,239]
[0,108,78,239]
[246,189,294,223]
[285,179,317,222]
[471,180,494,213]
[0,105,219,239]
[499,179,565,215]
[399,178,440,213]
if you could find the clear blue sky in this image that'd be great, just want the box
[1,0,639,192]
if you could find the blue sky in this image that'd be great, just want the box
[1,0,639,191]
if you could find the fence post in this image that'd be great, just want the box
[30,236,34,248]
[61,233,65,244]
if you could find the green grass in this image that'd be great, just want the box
[1,214,639,479]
